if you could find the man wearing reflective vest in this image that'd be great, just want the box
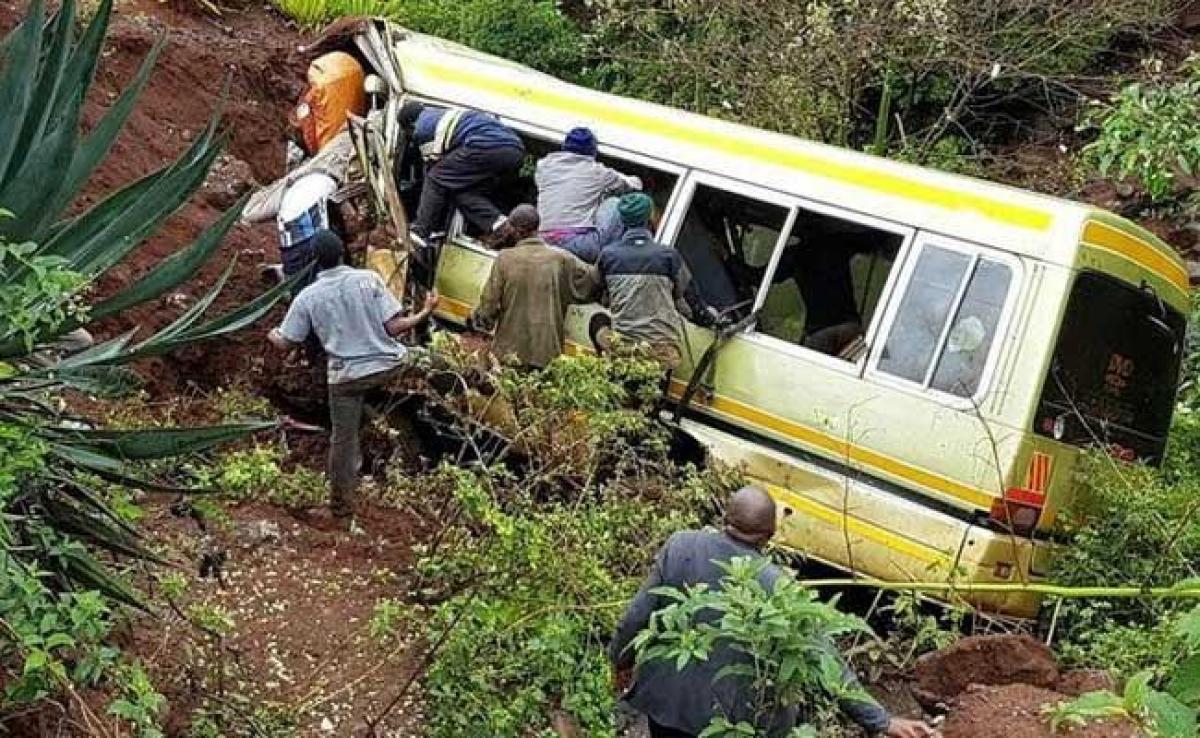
[399,101,526,246]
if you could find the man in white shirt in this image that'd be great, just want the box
[535,127,642,262]
[268,230,438,525]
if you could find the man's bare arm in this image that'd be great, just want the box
[384,290,439,337]
[268,328,299,351]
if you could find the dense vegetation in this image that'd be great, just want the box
[3,0,1200,735]
[1,0,290,730]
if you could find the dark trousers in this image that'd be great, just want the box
[413,145,524,236]
[281,238,317,293]
[648,718,695,738]
[327,365,405,517]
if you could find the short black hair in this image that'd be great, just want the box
[312,229,345,271]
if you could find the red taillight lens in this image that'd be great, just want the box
[988,488,1045,537]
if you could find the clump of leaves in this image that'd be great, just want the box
[188,444,325,509]
[1049,605,1200,737]
[632,556,872,737]
[407,350,732,737]
[1079,55,1200,203]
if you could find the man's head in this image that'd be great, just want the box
[562,127,598,157]
[398,100,425,130]
[724,485,777,547]
[312,229,345,271]
[508,204,540,240]
[617,192,654,229]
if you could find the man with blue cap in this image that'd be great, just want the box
[535,126,643,262]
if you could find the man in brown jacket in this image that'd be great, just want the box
[471,204,599,368]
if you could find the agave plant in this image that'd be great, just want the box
[0,0,299,606]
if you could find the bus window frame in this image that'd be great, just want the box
[746,196,915,376]
[866,232,1024,407]
[659,170,797,315]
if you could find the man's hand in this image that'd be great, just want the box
[885,718,939,738]
[422,289,440,315]
[267,328,296,352]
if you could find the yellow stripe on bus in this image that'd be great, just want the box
[766,483,949,566]
[667,380,997,511]
[434,295,473,320]
[1082,220,1189,297]
[409,58,1054,233]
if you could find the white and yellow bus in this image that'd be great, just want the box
[333,20,1189,616]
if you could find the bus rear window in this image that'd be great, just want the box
[1036,271,1185,463]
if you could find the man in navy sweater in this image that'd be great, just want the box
[399,101,525,245]
[610,486,939,738]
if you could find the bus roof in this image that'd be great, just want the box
[360,23,1186,297]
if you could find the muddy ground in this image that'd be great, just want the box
[2,0,1193,734]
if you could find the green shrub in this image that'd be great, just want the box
[1049,605,1200,737]
[273,0,587,80]
[407,349,730,736]
[1080,55,1200,202]
[632,556,872,737]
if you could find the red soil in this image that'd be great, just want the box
[2,0,310,397]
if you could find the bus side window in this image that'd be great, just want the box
[756,209,902,360]
[878,243,1013,397]
[672,184,788,322]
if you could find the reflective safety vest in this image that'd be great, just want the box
[419,108,466,162]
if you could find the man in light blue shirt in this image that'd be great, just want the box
[268,230,438,524]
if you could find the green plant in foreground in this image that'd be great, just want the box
[1080,55,1200,203]
[108,662,167,738]
[411,353,724,737]
[1049,605,1200,737]
[1,0,292,724]
[632,556,872,737]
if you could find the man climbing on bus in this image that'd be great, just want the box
[399,101,526,247]
[535,126,643,263]
[470,204,599,368]
[267,230,438,530]
[610,485,940,738]
[594,193,711,369]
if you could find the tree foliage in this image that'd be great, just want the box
[632,557,872,738]
[1080,54,1200,203]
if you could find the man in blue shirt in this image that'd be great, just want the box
[399,101,526,245]
[267,230,438,527]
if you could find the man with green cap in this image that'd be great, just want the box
[594,193,709,369]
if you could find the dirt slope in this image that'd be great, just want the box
[3,0,306,396]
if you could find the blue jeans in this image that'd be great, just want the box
[549,197,624,263]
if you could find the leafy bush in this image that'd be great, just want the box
[273,0,587,79]
[1080,55,1200,202]
[1049,605,1200,738]
[632,556,872,737]
[403,347,730,736]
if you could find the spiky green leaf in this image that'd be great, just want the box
[38,36,167,236]
[13,0,76,162]
[89,196,247,321]
[0,0,44,182]
[66,421,276,460]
